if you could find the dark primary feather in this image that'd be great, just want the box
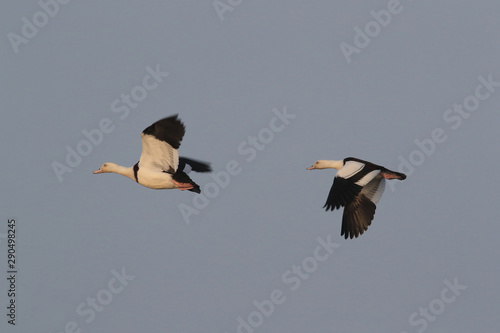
[178,157,212,173]
[341,194,377,239]
[142,114,185,149]
[324,176,363,211]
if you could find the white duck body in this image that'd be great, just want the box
[307,157,406,239]
[93,115,211,193]
[136,168,176,190]
[134,129,179,189]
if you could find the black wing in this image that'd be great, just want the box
[341,194,377,239]
[142,115,185,149]
[323,176,363,211]
[178,157,212,173]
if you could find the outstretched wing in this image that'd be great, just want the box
[324,176,363,211]
[323,161,380,211]
[340,175,385,239]
[178,157,212,173]
[341,194,377,239]
[139,115,185,173]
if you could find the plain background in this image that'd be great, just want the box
[1,1,499,332]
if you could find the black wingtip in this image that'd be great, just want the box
[340,194,376,240]
[342,232,351,240]
[179,157,212,173]
[323,202,339,211]
[341,229,363,240]
[142,115,186,149]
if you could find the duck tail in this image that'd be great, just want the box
[381,169,407,180]
[172,170,201,194]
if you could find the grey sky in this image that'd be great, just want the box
[1,1,499,332]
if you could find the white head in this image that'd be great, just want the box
[92,162,119,174]
[306,160,344,170]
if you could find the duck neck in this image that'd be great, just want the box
[323,160,344,170]
[112,164,136,182]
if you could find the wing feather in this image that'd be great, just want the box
[323,161,380,210]
[336,161,364,179]
[139,134,179,172]
[341,194,377,239]
[139,116,185,172]
[361,176,386,204]
[324,177,362,211]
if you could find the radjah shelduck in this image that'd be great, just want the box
[307,157,406,239]
[93,115,211,193]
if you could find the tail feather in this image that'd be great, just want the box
[172,170,201,194]
[381,169,407,180]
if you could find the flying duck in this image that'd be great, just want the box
[307,157,406,239]
[93,115,211,193]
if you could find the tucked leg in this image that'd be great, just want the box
[172,179,194,191]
